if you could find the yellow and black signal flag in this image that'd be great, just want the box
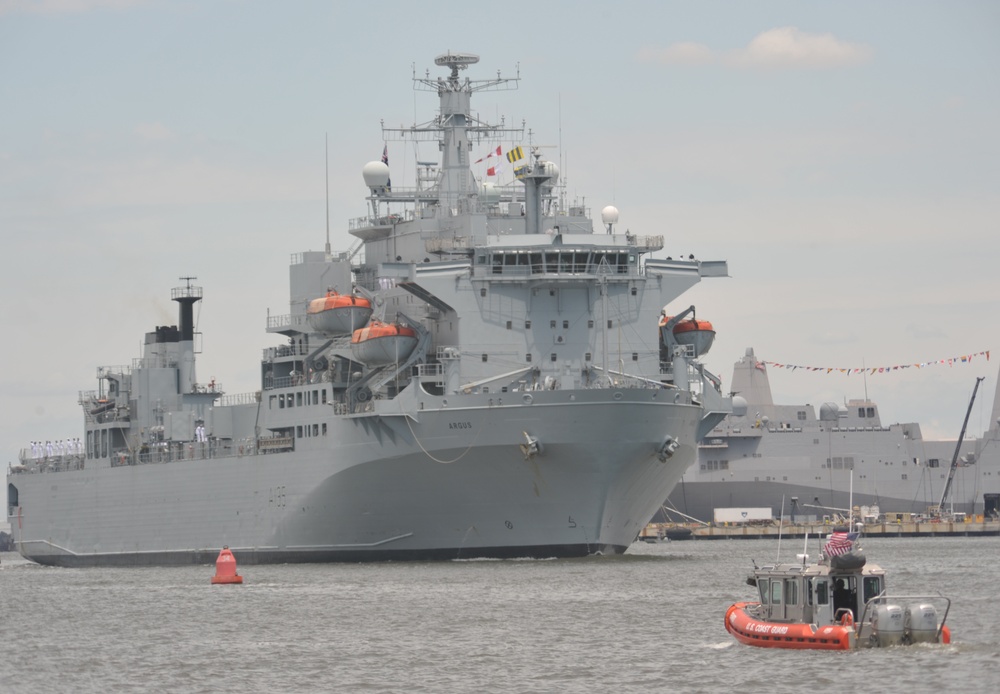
[506,146,524,163]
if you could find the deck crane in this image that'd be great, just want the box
[934,376,985,518]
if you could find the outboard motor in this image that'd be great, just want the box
[904,603,940,644]
[871,604,905,647]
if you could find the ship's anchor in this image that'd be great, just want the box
[657,435,679,462]
[520,431,543,460]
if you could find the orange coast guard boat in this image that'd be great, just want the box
[725,529,952,650]
[306,290,374,336]
[350,319,419,366]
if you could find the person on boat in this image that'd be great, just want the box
[833,577,858,622]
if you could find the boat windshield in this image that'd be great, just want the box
[815,579,829,605]
[863,576,882,604]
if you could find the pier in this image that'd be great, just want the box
[642,518,1000,541]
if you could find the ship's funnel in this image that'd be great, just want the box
[171,281,203,342]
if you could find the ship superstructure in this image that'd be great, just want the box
[7,53,735,566]
[667,348,1000,523]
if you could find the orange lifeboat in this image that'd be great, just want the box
[306,291,373,336]
[351,320,418,366]
[660,315,715,356]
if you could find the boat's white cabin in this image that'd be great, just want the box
[749,561,886,626]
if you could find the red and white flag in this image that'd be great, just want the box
[475,145,503,164]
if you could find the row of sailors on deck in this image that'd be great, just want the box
[30,438,84,460]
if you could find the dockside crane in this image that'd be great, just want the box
[933,376,985,518]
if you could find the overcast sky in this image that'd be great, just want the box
[2,0,999,488]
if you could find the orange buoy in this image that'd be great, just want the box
[211,546,243,585]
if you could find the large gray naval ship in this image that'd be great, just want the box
[6,52,736,566]
[667,348,1000,523]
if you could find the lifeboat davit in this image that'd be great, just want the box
[306,291,373,336]
[350,320,418,366]
[660,315,715,356]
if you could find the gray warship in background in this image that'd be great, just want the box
[665,348,1000,523]
[6,52,736,566]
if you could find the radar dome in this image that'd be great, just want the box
[819,402,840,422]
[480,181,500,205]
[540,161,560,185]
[731,396,748,418]
[362,161,391,188]
[601,205,620,225]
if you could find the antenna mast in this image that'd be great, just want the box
[325,133,331,255]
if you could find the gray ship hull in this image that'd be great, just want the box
[14,390,700,566]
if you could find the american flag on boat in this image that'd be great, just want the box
[823,531,859,557]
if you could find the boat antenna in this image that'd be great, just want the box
[325,132,331,255]
[848,468,854,526]
[776,494,785,562]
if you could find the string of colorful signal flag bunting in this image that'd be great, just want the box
[758,350,990,375]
